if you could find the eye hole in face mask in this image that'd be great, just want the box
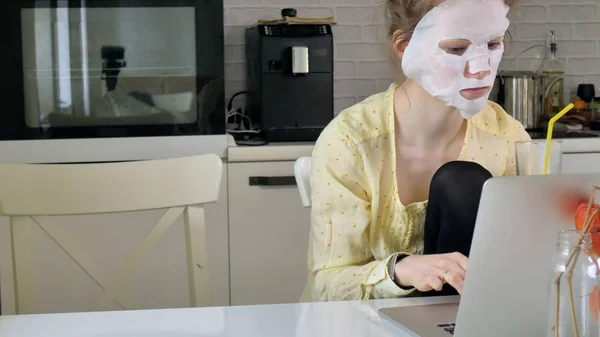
[438,39,471,56]
[487,36,504,51]
[439,35,505,56]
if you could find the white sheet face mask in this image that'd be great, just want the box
[401,0,510,119]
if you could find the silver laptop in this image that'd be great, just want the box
[380,173,595,336]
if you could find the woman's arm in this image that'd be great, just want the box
[306,128,414,301]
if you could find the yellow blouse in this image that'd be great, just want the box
[301,82,531,302]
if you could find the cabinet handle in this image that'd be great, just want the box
[249,176,297,187]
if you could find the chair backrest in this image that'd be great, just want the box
[0,154,222,216]
[294,157,312,208]
[0,154,223,315]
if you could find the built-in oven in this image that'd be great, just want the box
[0,0,225,140]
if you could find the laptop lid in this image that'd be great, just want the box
[453,174,593,336]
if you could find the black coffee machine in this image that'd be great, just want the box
[245,9,334,142]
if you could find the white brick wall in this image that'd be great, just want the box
[223,0,600,115]
[505,0,600,102]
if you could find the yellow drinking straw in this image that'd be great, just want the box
[543,103,575,174]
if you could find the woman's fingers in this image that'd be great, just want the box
[442,270,464,294]
[415,272,445,292]
[449,252,468,271]
[427,274,444,291]
[404,253,469,294]
[436,256,467,294]
[437,253,468,273]
[436,257,466,279]
[417,270,464,294]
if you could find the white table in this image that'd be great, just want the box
[0,296,458,337]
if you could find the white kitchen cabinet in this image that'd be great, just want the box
[228,161,311,306]
[0,167,229,314]
[562,153,600,174]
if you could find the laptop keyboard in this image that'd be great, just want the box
[437,323,456,335]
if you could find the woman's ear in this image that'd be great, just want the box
[392,30,409,59]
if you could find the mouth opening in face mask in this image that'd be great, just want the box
[460,87,491,101]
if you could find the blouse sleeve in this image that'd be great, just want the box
[306,127,414,301]
[504,122,532,176]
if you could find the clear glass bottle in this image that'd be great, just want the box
[547,230,600,337]
[542,31,565,117]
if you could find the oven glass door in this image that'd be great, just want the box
[0,0,225,140]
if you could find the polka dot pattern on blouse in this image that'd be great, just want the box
[300,82,531,302]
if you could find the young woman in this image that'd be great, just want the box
[302,0,530,302]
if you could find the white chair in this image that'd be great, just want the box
[294,157,312,208]
[0,154,222,315]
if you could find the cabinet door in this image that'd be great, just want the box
[562,153,600,174]
[228,161,310,306]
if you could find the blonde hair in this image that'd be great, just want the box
[386,0,517,48]
[386,0,516,75]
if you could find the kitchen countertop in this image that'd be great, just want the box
[557,138,600,153]
[0,296,458,337]
[226,136,600,162]
[1,132,600,165]
[529,129,600,153]
[0,135,235,164]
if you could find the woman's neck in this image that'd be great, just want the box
[394,79,466,149]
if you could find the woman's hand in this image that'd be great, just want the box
[393,252,468,294]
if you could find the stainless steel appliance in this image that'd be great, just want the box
[490,71,543,130]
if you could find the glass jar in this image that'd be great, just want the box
[547,230,600,337]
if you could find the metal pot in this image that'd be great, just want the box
[490,71,543,130]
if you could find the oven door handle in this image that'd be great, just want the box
[249,176,297,187]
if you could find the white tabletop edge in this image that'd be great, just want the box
[0,297,459,337]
